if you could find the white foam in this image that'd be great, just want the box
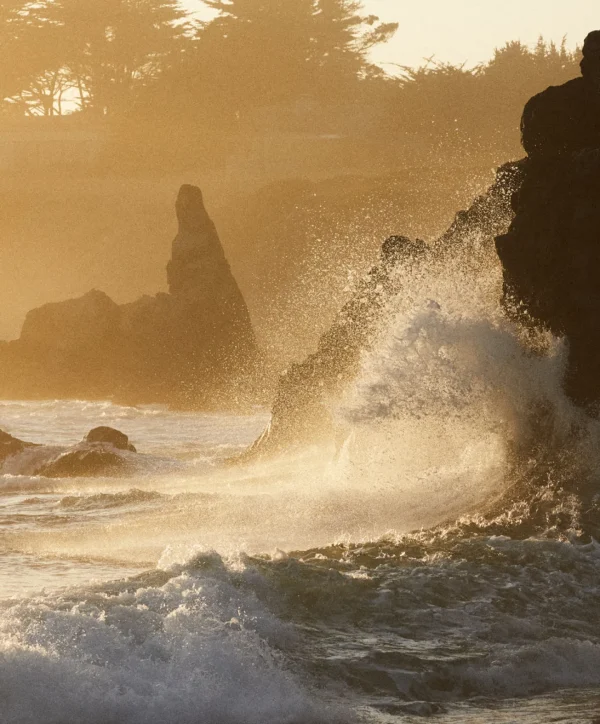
[0,552,348,724]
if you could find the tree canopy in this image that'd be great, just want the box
[380,38,581,164]
[0,3,585,173]
[2,0,189,115]
[0,0,397,117]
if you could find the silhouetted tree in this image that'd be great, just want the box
[307,0,397,97]
[183,0,397,113]
[0,1,586,181]
[0,1,27,102]
[0,1,61,111]
[201,0,318,109]
[35,0,190,116]
[386,61,482,161]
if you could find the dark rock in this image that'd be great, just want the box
[0,429,37,464]
[521,31,600,161]
[521,77,600,161]
[437,160,525,250]
[496,34,600,407]
[498,152,600,406]
[85,426,136,452]
[39,446,134,478]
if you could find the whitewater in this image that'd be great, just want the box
[3,234,600,723]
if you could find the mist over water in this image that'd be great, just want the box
[0,237,559,565]
[0,231,582,563]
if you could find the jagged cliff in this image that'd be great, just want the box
[239,161,525,461]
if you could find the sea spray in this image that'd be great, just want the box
[331,223,589,531]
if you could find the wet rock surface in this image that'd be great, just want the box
[40,446,135,478]
[0,430,37,464]
[85,426,136,452]
[0,427,137,478]
[240,161,523,461]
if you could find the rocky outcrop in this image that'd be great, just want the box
[239,236,428,460]
[116,185,258,408]
[20,290,121,352]
[435,161,525,250]
[0,185,258,409]
[0,426,138,478]
[240,161,524,461]
[0,429,37,464]
[242,42,600,460]
[495,39,600,408]
[85,426,136,452]
[40,445,134,478]
[168,185,257,359]
[497,151,600,407]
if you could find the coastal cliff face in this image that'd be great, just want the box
[497,152,600,408]
[0,185,258,409]
[240,161,525,461]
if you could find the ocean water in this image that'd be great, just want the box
[3,237,600,723]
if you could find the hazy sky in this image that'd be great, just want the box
[182,0,598,69]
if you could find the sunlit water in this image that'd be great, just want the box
[3,237,600,722]
[1,396,600,724]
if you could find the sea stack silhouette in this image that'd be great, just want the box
[0,185,258,409]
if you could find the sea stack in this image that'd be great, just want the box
[163,184,259,406]
[0,185,258,409]
[167,184,257,365]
